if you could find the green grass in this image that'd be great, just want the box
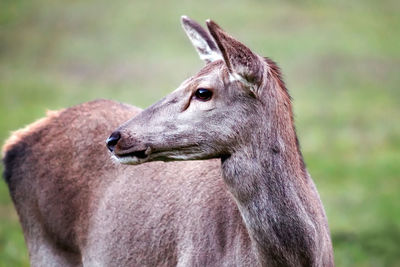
[1,0,399,265]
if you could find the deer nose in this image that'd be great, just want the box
[106,131,121,152]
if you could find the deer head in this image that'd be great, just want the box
[107,16,275,165]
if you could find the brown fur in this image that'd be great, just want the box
[3,99,257,266]
[2,17,334,266]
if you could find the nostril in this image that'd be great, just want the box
[106,131,121,152]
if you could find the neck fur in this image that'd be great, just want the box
[221,65,326,266]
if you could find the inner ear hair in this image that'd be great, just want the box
[181,16,222,63]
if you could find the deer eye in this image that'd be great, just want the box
[194,88,213,101]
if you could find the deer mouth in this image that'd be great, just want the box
[120,149,148,159]
[114,146,152,164]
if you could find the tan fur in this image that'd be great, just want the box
[2,110,62,157]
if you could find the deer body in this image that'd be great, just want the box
[2,17,334,266]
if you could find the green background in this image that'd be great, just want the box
[1,0,399,266]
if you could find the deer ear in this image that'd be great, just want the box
[181,16,222,63]
[206,20,264,93]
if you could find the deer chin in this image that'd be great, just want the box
[112,154,149,165]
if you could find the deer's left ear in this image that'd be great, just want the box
[206,20,264,94]
[181,16,222,63]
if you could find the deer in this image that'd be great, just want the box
[2,16,334,266]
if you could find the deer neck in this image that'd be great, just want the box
[220,91,320,266]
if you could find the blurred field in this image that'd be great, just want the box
[0,0,399,266]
